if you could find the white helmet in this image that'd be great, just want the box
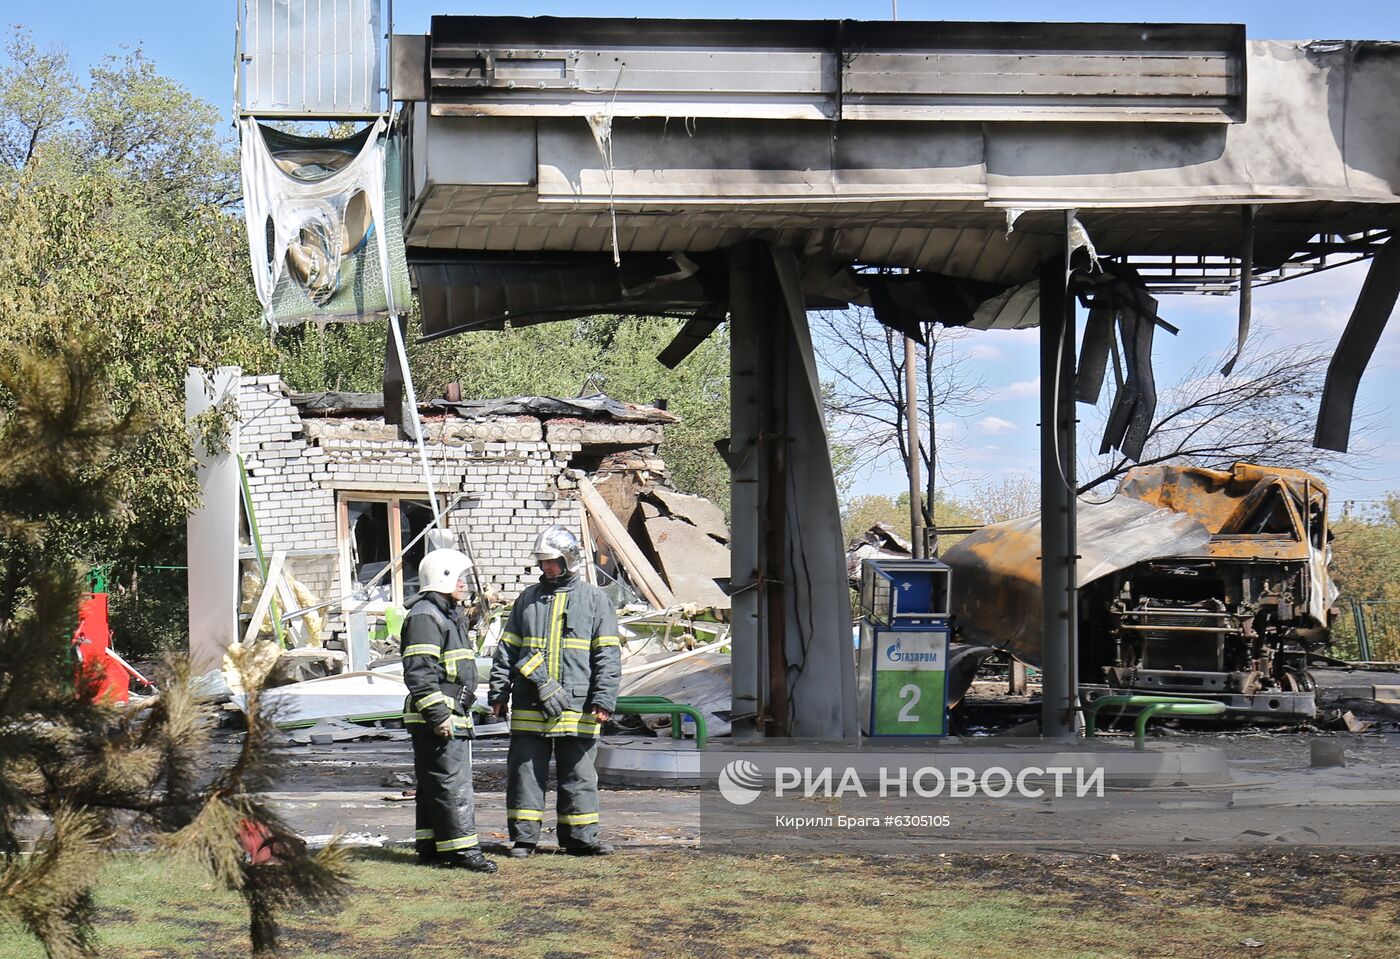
[418,548,473,595]
[531,525,583,576]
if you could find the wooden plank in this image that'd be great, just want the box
[577,477,675,609]
[243,550,287,646]
[274,574,307,647]
[579,511,598,587]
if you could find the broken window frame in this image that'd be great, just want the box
[336,491,443,610]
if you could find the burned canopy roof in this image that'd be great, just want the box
[395,21,1397,320]
[391,19,1400,446]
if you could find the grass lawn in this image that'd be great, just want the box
[2,848,1396,959]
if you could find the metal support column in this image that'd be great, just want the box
[726,240,858,740]
[905,336,925,558]
[728,241,769,740]
[1039,246,1078,739]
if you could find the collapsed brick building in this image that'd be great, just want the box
[234,374,678,641]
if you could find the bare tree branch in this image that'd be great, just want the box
[814,307,986,526]
[1078,332,1374,494]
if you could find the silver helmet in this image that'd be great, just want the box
[531,524,583,576]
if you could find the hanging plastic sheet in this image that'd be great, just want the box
[239,117,412,326]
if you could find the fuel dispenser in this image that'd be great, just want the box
[856,558,952,737]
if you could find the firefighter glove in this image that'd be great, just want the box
[535,678,572,719]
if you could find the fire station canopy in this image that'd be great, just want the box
[389,18,1400,338]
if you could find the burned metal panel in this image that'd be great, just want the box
[533,118,988,203]
[410,251,728,339]
[423,16,838,120]
[1117,463,1327,539]
[942,497,1211,664]
[399,26,1400,299]
[413,18,1245,124]
[980,41,1397,210]
[840,22,1245,123]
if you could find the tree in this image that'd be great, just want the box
[0,165,273,582]
[408,315,733,512]
[1077,332,1365,493]
[0,342,348,958]
[580,318,731,512]
[961,474,1041,524]
[1,29,237,210]
[841,491,983,548]
[815,308,984,532]
[1328,495,1400,660]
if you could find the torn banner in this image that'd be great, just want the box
[239,118,412,326]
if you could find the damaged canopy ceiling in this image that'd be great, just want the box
[394,20,1399,336]
[391,19,1400,452]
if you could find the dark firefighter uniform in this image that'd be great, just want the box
[488,576,621,849]
[400,590,480,861]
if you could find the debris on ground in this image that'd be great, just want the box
[288,719,407,745]
[232,671,408,729]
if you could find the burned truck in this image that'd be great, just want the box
[943,463,1337,721]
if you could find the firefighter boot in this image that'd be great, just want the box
[437,849,498,873]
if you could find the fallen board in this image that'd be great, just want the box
[640,504,731,609]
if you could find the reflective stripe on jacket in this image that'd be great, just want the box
[400,591,476,736]
[487,575,621,737]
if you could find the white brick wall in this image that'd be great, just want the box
[237,377,619,644]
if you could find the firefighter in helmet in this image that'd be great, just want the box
[489,525,621,856]
[400,547,497,872]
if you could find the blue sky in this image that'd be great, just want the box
[11,2,1400,508]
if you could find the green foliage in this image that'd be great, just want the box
[410,316,733,511]
[104,570,189,661]
[841,491,983,548]
[0,166,272,578]
[1329,496,1400,660]
[274,323,389,395]
[1,29,236,210]
[0,343,349,958]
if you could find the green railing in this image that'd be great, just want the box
[613,695,708,750]
[1083,694,1227,750]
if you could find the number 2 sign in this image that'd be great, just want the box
[871,631,947,736]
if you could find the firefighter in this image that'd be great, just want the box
[489,525,621,857]
[401,547,497,873]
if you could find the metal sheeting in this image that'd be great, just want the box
[840,22,1244,123]
[408,19,1244,124]
[240,0,384,117]
[941,497,1211,664]
[411,251,727,338]
[398,38,1400,295]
